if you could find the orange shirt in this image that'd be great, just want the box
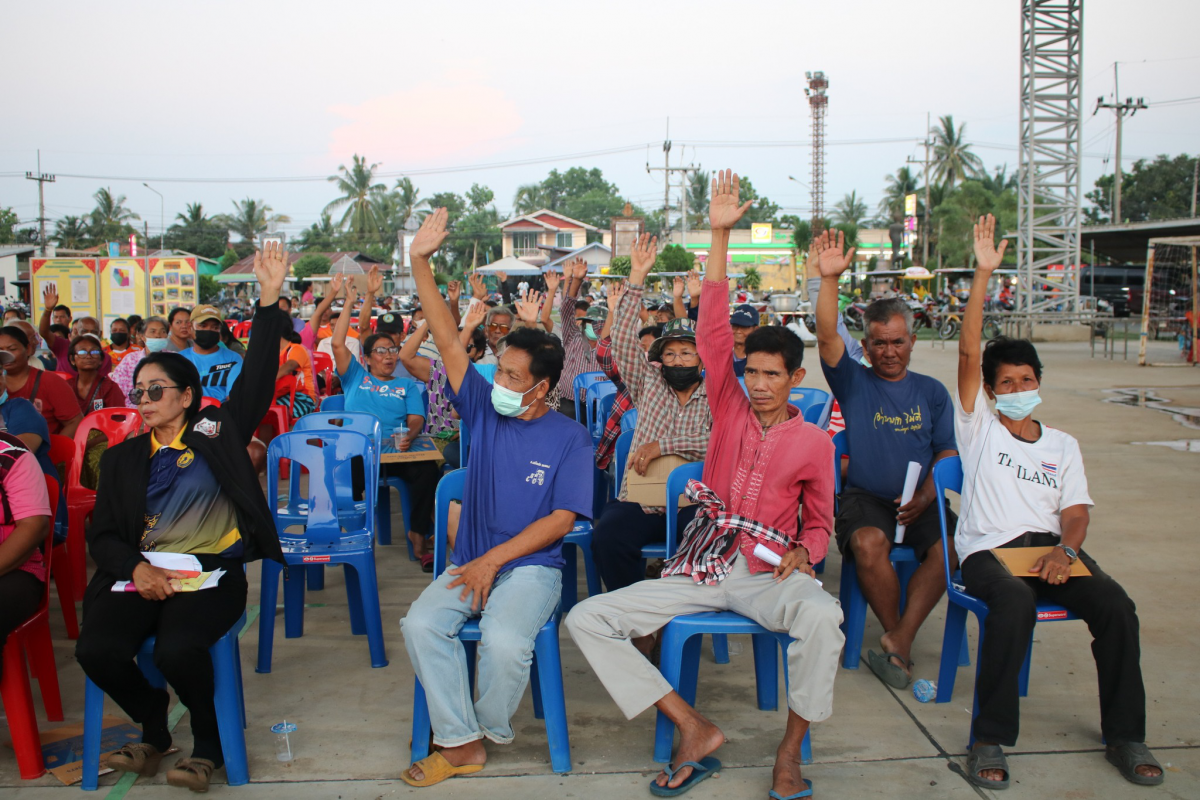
[105,344,144,368]
[280,343,317,400]
[316,325,358,340]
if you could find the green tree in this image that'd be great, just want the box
[687,170,710,229]
[198,274,222,304]
[218,249,240,271]
[294,213,343,252]
[325,154,386,243]
[292,253,333,280]
[512,183,549,215]
[372,176,430,250]
[1084,153,1198,223]
[933,180,1017,266]
[732,177,780,228]
[608,255,632,277]
[932,115,984,190]
[832,191,869,226]
[510,167,630,229]
[787,219,813,257]
[88,187,141,243]
[218,198,290,243]
[0,208,18,244]
[830,223,859,251]
[741,266,762,291]
[54,215,90,249]
[877,166,921,221]
[164,202,228,258]
[656,244,695,272]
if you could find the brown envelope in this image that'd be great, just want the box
[992,546,1092,577]
[624,455,695,507]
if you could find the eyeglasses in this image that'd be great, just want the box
[369,347,400,355]
[486,323,511,332]
[73,349,103,357]
[130,384,183,404]
[660,350,698,364]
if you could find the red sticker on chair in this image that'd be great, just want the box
[302,555,331,563]
[1037,609,1068,621]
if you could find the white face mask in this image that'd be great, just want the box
[490,379,545,418]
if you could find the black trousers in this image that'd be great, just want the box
[0,570,42,680]
[961,533,1145,747]
[75,558,248,765]
[591,501,699,592]
[384,461,440,536]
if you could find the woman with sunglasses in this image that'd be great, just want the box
[66,334,126,415]
[73,244,291,793]
[333,280,439,568]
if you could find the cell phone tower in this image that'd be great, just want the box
[805,71,829,236]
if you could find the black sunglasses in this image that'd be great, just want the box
[131,384,183,404]
[73,349,103,357]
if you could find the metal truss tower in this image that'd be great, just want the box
[1018,0,1083,313]
[806,72,828,235]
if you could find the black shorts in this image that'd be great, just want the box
[834,488,955,563]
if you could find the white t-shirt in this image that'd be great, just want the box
[317,336,361,359]
[954,380,1093,562]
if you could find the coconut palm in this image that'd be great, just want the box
[294,212,342,252]
[878,166,922,220]
[54,215,89,249]
[979,164,1017,194]
[217,198,291,243]
[932,115,984,190]
[512,183,548,215]
[88,187,141,241]
[832,191,869,226]
[175,202,208,226]
[325,154,386,241]
[687,170,710,228]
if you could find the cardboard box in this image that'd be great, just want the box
[381,435,445,464]
[624,455,695,507]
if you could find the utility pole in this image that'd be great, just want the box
[647,124,698,245]
[906,112,934,267]
[1191,157,1198,218]
[1093,63,1146,224]
[143,183,164,253]
[25,150,55,256]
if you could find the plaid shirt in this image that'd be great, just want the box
[559,293,600,401]
[593,335,633,469]
[662,479,791,585]
[614,283,711,510]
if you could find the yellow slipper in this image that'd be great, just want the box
[399,751,484,787]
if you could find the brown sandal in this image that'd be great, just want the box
[165,757,216,793]
[102,743,165,777]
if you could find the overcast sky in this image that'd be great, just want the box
[3,0,1197,241]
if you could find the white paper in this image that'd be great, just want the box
[71,278,90,303]
[110,290,136,314]
[753,542,783,566]
[895,461,924,543]
[144,552,203,572]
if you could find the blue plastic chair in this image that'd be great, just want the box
[620,407,638,433]
[409,469,572,773]
[789,388,833,429]
[652,460,812,765]
[584,381,617,444]
[561,519,600,614]
[257,431,389,671]
[81,621,248,790]
[931,457,1080,747]
[572,371,608,422]
[319,394,345,411]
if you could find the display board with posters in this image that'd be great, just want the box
[98,258,148,330]
[31,259,99,322]
[148,256,198,319]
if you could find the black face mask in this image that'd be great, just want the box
[193,330,221,350]
[110,332,128,346]
[662,365,701,390]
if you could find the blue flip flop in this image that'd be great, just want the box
[769,778,814,799]
[648,756,722,797]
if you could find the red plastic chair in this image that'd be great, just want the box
[199,396,222,409]
[47,434,80,639]
[0,474,65,779]
[312,352,334,398]
[235,321,252,339]
[225,319,237,331]
[257,404,291,445]
[65,408,143,596]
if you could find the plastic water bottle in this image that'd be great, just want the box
[392,425,408,451]
[912,679,937,703]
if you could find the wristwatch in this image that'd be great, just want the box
[1056,544,1078,563]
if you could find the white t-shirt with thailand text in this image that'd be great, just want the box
[954,380,1093,562]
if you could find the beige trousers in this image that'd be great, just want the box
[565,557,844,723]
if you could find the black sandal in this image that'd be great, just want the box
[1106,741,1165,786]
[965,744,1010,790]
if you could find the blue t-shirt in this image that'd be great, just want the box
[340,358,425,433]
[822,349,955,499]
[446,367,593,572]
[178,345,243,402]
[0,397,55,477]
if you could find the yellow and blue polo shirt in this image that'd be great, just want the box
[141,427,242,557]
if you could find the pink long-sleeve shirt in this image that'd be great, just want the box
[697,278,835,572]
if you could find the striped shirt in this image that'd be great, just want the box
[593,335,633,469]
[558,293,600,401]
[614,283,712,510]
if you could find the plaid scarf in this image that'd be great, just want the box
[661,479,790,586]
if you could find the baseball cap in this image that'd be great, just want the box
[190,305,222,324]
[730,303,759,327]
[647,317,698,363]
[375,312,406,335]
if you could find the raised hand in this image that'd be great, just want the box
[544,269,562,299]
[410,207,449,261]
[329,272,346,296]
[462,299,487,330]
[495,270,508,285]
[686,270,702,299]
[972,213,1009,272]
[253,240,288,305]
[608,280,627,307]
[672,275,685,299]
[630,233,658,284]
[514,289,544,325]
[814,228,857,279]
[446,280,461,304]
[364,264,383,295]
[42,283,59,311]
[343,276,359,308]
[468,272,487,300]
[709,169,754,231]
[567,257,588,282]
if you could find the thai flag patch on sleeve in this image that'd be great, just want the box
[1041,462,1057,475]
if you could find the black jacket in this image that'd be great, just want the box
[84,301,290,607]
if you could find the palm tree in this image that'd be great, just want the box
[979,164,1017,194]
[687,170,710,228]
[294,212,341,252]
[832,191,869,226]
[218,198,291,243]
[932,115,984,190]
[175,202,208,227]
[325,155,385,241]
[54,215,89,249]
[878,167,922,220]
[88,187,141,241]
[512,183,547,215]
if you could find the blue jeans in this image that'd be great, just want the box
[400,564,561,747]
